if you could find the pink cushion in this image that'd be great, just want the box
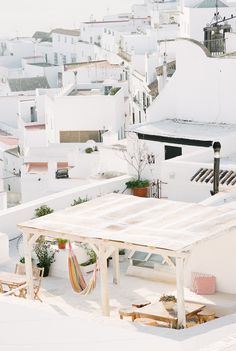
[192,272,216,295]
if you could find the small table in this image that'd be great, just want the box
[134,301,205,328]
[0,271,28,297]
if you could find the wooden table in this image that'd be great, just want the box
[134,301,205,328]
[0,271,28,297]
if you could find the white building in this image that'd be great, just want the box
[128,36,236,202]
[46,84,126,144]
[180,0,236,42]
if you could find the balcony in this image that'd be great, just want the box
[118,48,131,62]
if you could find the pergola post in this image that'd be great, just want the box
[112,248,120,285]
[23,231,34,300]
[176,256,186,329]
[98,244,110,316]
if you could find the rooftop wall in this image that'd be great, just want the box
[0,175,131,240]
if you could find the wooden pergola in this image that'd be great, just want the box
[18,193,231,328]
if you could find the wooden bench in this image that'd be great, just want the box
[197,308,215,323]
[119,307,136,321]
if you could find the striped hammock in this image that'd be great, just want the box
[68,242,97,296]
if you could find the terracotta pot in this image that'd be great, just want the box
[58,242,66,250]
[133,187,148,197]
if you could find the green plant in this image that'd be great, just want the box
[19,257,25,264]
[109,87,120,95]
[56,238,67,245]
[159,295,177,303]
[85,147,94,154]
[119,249,125,255]
[34,205,54,218]
[19,256,33,264]
[34,237,58,269]
[71,196,88,206]
[80,245,97,266]
[126,179,150,189]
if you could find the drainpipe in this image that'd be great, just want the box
[212,141,221,195]
[73,71,78,92]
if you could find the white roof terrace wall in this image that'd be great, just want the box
[147,38,236,124]
[0,175,131,239]
[23,64,63,88]
[6,39,36,62]
[0,96,25,128]
[48,87,125,143]
[186,229,236,294]
[62,64,123,87]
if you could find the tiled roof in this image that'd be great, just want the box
[195,0,227,7]
[191,168,236,186]
[148,79,158,98]
[51,28,80,36]
[8,77,50,92]
[32,31,50,41]
[64,60,120,71]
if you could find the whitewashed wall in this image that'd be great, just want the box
[147,38,236,124]
[186,231,236,294]
[0,175,131,239]
[50,88,125,142]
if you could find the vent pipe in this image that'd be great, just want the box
[73,71,78,92]
[212,141,221,195]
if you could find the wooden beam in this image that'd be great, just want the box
[18,227,189,259]
[112,248,120,285]
[98,244,110,316]
[22,231,34,300]
[176,257,186,329]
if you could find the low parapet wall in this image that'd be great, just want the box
[0,175,131,239]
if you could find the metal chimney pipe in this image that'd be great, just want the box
[212,141,221,195]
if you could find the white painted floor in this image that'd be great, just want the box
[1,241,236,351]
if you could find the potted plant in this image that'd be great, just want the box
[126,179,150,197]
[159,294,177,310]
[121,133,152,197]
[34,237,58,277]
[80,246,97,274]
[57,238,67,250]
[119,249,126,262]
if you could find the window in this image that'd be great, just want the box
[54,52,58,65]
[71,37,74,44]
[71,53,77,63]
[58,72,63,88]
[62,55,67,64]
[139,111,141,123]
[30,106,37,122]
[165,145,182,160]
